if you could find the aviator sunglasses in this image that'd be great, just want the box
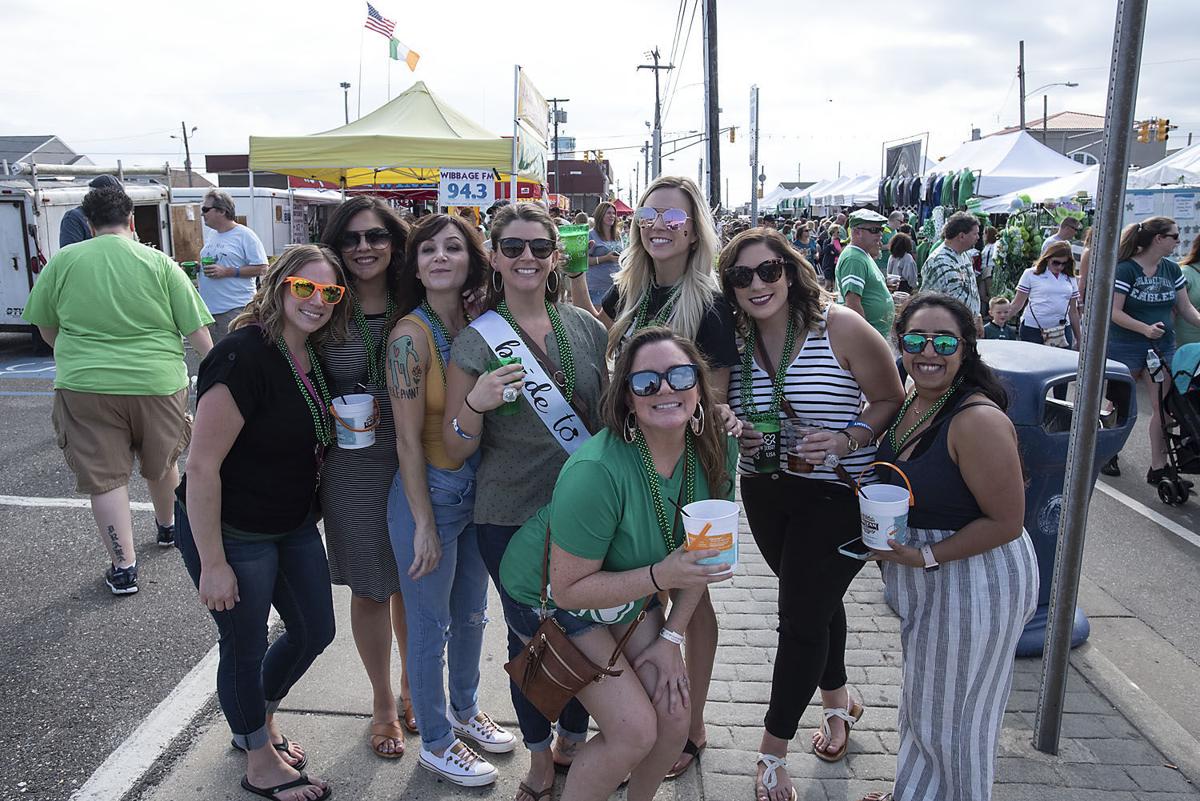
[283,276,346,304]
[725,258,786,289]
[497,237,557,259]
[336,228,393,251]
[634,207,690,231]
[900,332,961,356]
[628,363,700,397]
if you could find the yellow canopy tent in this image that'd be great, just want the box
[249,81,515,188]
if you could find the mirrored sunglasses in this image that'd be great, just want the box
[634,207,690,230]
[900,333,961,356]
[284,276,346,304]
[628,363,700,397]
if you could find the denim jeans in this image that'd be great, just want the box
[175,501,336,750]
[476,522,590,751]
[388,457,490,753]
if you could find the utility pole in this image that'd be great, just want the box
[1018,40,1027,130]
[547,98,570,198]
[1043,95,1049,144]
[172,122,197,187]
[701,0,721,210]
[643,140,651,188]
[638,48,674,179]
[634,162,640,202]
[749,85,759,225]
[340,82,351,125]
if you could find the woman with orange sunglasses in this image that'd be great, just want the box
[174,244,350,801]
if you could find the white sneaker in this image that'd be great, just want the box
[418,739,497,787]
[451,711,517,754]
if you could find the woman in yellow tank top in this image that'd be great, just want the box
[385,214,516,785]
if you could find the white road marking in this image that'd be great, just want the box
[1095,481,1200,550]
[0,495,154,511]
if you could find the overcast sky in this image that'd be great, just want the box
[4,0,1197,207]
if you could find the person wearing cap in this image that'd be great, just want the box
[1040,216,1081,255]
[835,210,895,338]
[59,175,123,248]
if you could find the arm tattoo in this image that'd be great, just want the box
[388,336,421,400]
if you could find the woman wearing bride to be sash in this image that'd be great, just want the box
[443,202,609,801]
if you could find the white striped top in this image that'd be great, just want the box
[728,309,876,483]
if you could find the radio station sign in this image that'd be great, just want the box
[438,168,495,208]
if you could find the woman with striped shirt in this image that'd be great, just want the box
[721,228,904,801]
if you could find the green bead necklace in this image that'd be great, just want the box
[634,428,697,553]
[497,299,576,403]
[887,375,964,454]
[275,337,334,447]
[739,313,797,417]
[633,282,683,331]
[352,294,397,389]
[419,299,451,386]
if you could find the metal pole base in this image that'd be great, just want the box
[1018,604,1091,658]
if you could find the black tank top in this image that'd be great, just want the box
[875,391,990,531]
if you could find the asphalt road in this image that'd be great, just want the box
[0,331,1197,801]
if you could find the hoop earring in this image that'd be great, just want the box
[690,401,705,436]
[624,411,638,443]
[491,270,503,293]
[546,270,560,295]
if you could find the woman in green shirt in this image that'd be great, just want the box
[1178,236,1200,347]
[500,328,736,801]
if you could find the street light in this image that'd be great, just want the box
[339,82,352,125]
[1022,82,1079,135]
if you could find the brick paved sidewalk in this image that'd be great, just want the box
[696,522,1198,801]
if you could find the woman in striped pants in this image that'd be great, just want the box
[866,293,1038,801]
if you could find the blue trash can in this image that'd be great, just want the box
[977,341,1136,657]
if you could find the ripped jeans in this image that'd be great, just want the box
[388,455,490,753]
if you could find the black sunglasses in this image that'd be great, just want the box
[628,363,700,397]
[200,206,215,214]
[725,258,786,289]
[337,228,393,251]
[900,332,961,356]
[498,237,556,259]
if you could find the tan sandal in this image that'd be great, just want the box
[813,700,864,763]
[400,696,419,734]
[369,720,406,759]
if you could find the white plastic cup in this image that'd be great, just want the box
[858,484,910,550]
[330,394,378,449]
[682,499,740,576]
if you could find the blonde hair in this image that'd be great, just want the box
[607,176,720,359]
[230,244,349,348]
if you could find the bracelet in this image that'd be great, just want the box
[463,395,484,415]
[846,419,875,438]
[234,266,241,278]
[649,562,663,592]
[451,417,478,440]
[659,627,685,646]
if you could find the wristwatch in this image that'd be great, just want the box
[838,429,861,453]
[921,544,940,572]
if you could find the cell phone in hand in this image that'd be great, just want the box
[837,537,874,561]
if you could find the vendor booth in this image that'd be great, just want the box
[981,166,1100,214]
[929,130,1084,198]
[1129,141,1200,188]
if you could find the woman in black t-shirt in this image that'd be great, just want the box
[174,244,350,801]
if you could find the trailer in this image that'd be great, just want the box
[170,185,342,260]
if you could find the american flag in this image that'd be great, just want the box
[364,3,395,38]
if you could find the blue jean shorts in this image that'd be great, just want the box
[500,587,661,641]
[1107,333,1175,375]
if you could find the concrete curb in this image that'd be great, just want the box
[1072,642,1200,786]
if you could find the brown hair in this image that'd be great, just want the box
[1118,216,1176,262]
[203,190,238,221]
[942,211,980,241]
[320,195,411,296]
[592,201,622,241]
[717,227,830,336]
[1033,241,1076,276]
[985,226,999,244]
[230,244,349,348]
[601,327,731,498]
[396,213,489,319]
[486,203,563,307]
[889,231,914,258]
[1182,233,1200,267]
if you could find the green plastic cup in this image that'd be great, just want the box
[178,261,198,279]
[488,355,523,416]
[751,414,781,474]
[560,224,590,275]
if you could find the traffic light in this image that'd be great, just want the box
[729,127,736,143]
[1157,118,1170,142]
[597,150,605,161]
[1137,121,1151,143]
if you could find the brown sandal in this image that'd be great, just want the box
[813,700,864,763]
[369,720,406,759]
[400,697,419,734]
[516,781,553,801]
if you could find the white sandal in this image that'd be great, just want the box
[755,753,798,801]
[813,700,864,763]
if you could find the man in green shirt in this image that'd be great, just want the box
[835,209,895,339]
[23,186,213,595]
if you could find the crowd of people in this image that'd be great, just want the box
[20,173,1200,801]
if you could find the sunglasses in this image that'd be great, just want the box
[628,363,700,397]
[497,237,557,259]
[200,206,215,214]
[900,332,961,356]
[725,258,786,289]
[283,276,346,304]
[634,207,690,230]
[337,228,393,251]
[1049,258,1070,267]
[1161,232,1181,240]
[859,226,884,235]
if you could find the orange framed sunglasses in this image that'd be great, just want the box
[283,276,346,304]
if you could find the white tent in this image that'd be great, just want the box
[817,174,867,206]
[1129,142,1200,188]
[759,183,794,211]
[980,166,1100,213]
[799,177,839,202]
[929,130,1084,197]
[841,175,881,206]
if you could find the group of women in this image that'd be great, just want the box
[177,175,1043,801]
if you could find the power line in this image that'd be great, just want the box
[662,0,699,123]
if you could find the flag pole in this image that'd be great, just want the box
[387,48,391,100]
[357,27,364,119]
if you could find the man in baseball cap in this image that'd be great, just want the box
[835,209,895,338]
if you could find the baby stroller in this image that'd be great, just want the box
[1151,342,1200,506]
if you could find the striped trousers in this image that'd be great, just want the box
[882,529,1039,801]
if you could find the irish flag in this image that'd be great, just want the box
[389,38,420,71]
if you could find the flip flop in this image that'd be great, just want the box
[400,697,419,735]
[369,720,406,759]
[813,700,865,763]
[755,753,798,801]
[240,771,331,801]
[516,781,552,801]
[230,736,308,770]
[860,794,894,801]
[665,738,705,780]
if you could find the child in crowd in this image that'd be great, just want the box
[984,296,1018,340]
